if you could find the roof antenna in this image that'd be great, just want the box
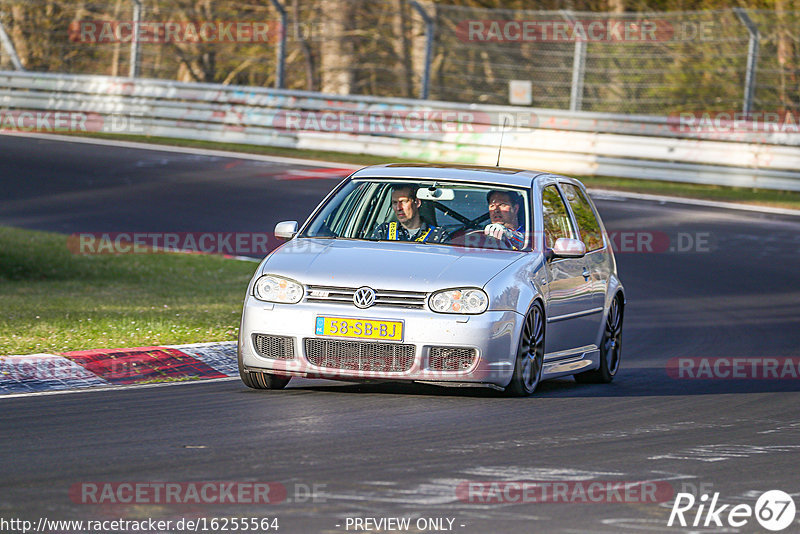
[496,116,509,167]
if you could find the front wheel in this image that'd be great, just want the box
[238,346,291,390]
[506,302,545,397]
[575,294,623,384]
[241,370,291,390]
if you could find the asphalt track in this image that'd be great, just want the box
[2,134,800,533]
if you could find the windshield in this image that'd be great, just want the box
[300,179,532,251]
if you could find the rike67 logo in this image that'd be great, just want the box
[668,490,796,531]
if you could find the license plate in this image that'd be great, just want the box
[315,316,403,341]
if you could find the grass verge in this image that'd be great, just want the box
[66,132,800,211]
[0,226,256,356]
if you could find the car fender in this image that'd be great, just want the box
[483,252,547,317]
[588,272,625,350]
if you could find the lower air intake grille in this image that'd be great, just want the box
[304,339,414,372]
[428,346,477,371]
[252,334,295,360]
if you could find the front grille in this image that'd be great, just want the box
[252,334,295,360]
[305,285,426,309]
[304,338,415,372]
[428,346,477,371]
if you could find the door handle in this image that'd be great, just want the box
[582,268,590,280]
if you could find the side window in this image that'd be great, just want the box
[542,185,575,249]
[353,183,388,238]
[326,183,368,236]
[560,183,604,252]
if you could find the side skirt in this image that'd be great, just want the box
[542,347,599,379]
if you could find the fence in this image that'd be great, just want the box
[2,70,799,191]
[0,0,799,116]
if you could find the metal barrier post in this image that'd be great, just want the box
[269,0,287,89]
[561,10,585,112]
[129,0,142,78]
[734,7,760,115]
[410,0,433,100]
[0,18,24,71]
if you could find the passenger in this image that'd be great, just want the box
[484,190,525,249]
[371,184,447,243]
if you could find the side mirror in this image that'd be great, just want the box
[274,221,298,241]
[551,237,586,258]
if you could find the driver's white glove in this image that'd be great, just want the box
[484,223,512,240]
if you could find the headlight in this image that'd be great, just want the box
[253,275,303,303]
[429,288,488,314]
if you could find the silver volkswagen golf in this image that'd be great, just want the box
[238,164,624,396]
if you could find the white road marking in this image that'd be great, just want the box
[462,467,625,480]
[649,444,800,462]
[0,376,240,400]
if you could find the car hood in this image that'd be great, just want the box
[260,238,528,291]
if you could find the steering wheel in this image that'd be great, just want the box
[451,224,525,251]
[447,225,481,240]
[448,227,509,248]
[447,213,491,240]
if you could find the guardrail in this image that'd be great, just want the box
[2,71,799,191]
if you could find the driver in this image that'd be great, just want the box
[371,184,447,243]
[484,190,525,250]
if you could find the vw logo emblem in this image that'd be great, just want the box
[353,287,376,309]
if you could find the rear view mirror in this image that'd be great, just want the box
[551,237,586,258]
[417,187,455,201]
[274,221,298,240]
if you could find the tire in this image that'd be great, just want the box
[506,301,545,397]
[238,348,291,390]
[575,293,623,384]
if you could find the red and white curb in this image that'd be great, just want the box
[0,341,239,395]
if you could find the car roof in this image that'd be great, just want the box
[349,164,550,188]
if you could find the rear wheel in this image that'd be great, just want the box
[575,294,623,384]
[506,302,545,397]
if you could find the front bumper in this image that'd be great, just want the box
[238,297,522,387]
